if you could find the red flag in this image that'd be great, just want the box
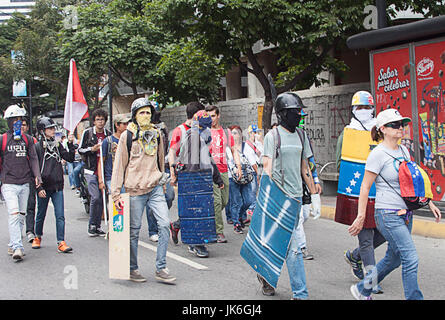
[63,59,89,132]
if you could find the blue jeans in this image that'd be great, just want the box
[35,190,66,242]
[146,183,175,236]
[247,173,258,212]
[67,162,80,188]
[2,183,30,251]
[130,186,170,272]
[357,209,423,300]
[286,197,308,299]
[72,161,84,189]
[228,178,256,226]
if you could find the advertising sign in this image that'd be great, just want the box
[414,40,445,201]
[372,47,414,157]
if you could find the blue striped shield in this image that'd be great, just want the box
[240,174,301,288]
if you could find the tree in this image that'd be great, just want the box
[151,0,445,130]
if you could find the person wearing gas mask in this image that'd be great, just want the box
[32,117,75,253]
[335,91,386,294]
[111,98,175,284]
[0,105,42,262]
[253,92,316,300]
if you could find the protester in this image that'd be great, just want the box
[78,109,111,237]
[98,113,130,195]
[32,117,75,253]
[0,105,42,262]
[349,108,441,300]
[168,101,213,257]
[226,125,256,234]
[206,105,242,243]
[336,91,386,293]
[145,104,175,243]
[111,97,175,284]
[175,110,224,257]
[21,118,38,244]
[255,92,316,299]
[66,133,80,190]
[295,113,322,261]
[243,124,263,223]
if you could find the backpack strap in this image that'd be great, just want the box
[126,130,133,159]
[1,133,7,153]
[272,127,284,186]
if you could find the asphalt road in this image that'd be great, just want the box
[1,178,445,301]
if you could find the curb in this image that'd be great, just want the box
[321,205,445,239]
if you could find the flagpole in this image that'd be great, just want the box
[99,144,108,226]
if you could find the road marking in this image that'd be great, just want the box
[138,240,209,270]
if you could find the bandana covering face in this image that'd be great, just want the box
[347,107,376,131]
[128,107,159,156]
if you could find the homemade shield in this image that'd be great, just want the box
[177,170,217,245]
[335,128,377,228]
[109,193,130,280]
[240,174,301,288]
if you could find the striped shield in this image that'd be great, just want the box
[240,174,301,288]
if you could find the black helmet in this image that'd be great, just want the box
[36,117,57,133]
[274,92,306,114]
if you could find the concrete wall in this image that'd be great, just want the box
[161,82,371,168]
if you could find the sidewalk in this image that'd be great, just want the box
[321,195,445,239]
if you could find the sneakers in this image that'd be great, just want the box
[130,270,147,283]
[27,232,35,243]
[88,225,98,237]
[217,233,227,243]
[155,268,176,284]
[372,284,384,294]
[7,247,13,256]
[188,245,209,258]
[88,225,106,237]
[58,241,73,253]
[96,227,106,237]
[301,247,314,260]
[12,249,24,262]
[344,250,364,280]
[149,234,159,242]
[350,284,372,300]
[234,224,244,234]
[32,237,41,249]
[169,222,179,245]
[257,274,275,296]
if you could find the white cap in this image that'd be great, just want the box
[376,108,411,129]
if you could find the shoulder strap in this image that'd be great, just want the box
[1,133,7,153]
[272,127,284,186]
[295,127,305,154]
[126,130,133,158]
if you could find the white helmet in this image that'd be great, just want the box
[4,104,27,119]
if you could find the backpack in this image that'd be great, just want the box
[0,133,30,173]
[227,142,255,185]
[378,147,432,211]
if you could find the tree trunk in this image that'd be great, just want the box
[262,90,274,133]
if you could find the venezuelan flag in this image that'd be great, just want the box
[399,161,433,199]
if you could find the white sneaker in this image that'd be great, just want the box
[350,284,372,300]
[27,232,35,243]
[12,249,24,262]
[149,234,159,242]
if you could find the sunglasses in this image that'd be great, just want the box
[384,121,404,129]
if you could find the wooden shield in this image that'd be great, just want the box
[108,193,130,280]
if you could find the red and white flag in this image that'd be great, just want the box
[63,59,89,132]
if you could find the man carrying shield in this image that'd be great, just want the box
[241,92,316,300]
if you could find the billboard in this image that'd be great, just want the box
[371,38,445,201]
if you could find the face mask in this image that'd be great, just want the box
[13,120,22,140]
[279,109,301,133]
[135,107,152,130]
[353,108,374,123]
